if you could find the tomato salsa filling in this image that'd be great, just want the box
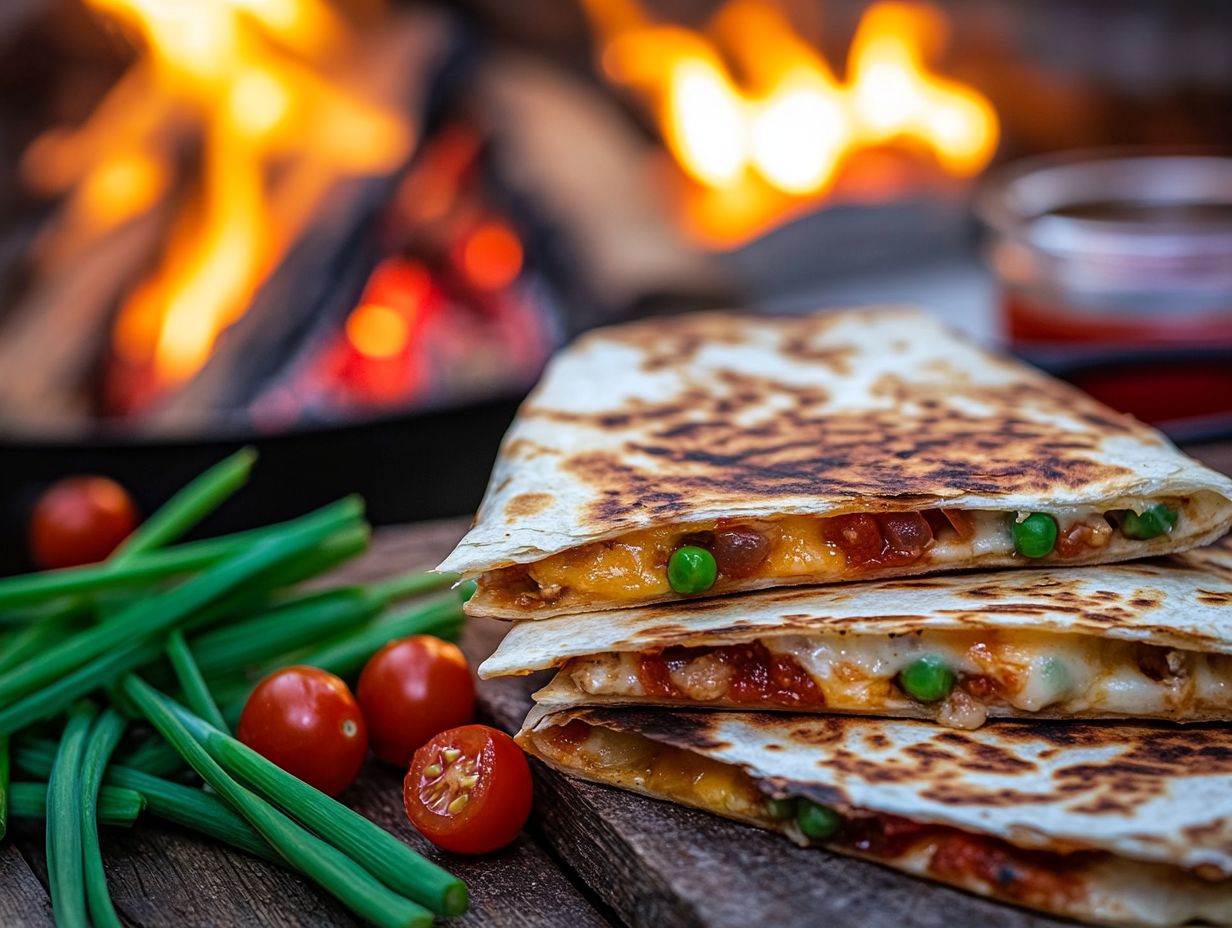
[478,498,1203,612]
[559,630,1232,729]
[526,719,1089,911]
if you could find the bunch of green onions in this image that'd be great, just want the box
[0,449,469,927]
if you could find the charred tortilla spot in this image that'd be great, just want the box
[504,493,555,520]
[920,785,1059,806]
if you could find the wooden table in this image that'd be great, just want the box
[5,479,1231,927]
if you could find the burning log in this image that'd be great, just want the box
[0,1,446,435]
[471,51,730,328]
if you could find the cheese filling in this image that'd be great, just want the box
[524,721,1232,927]
[478,494,1217,612]
[561,630,1232,728]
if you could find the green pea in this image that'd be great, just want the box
[765,797,796,821]
[899,655,955,703]
[1120,504,1178,541]
[1013,513,1057,558]
[796,800,841,840]
[667,546,717,595]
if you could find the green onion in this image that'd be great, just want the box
[214,596,466,726]
[0,637,161,737]
[9,783,144,827]
[0,497,362,708]
[166,631,228,732]
[0,530,270,612]
[366,569,459,604]
[113,449,256,561]
[191,588,384,679]
[47,703,96,928]
[121,675,433,928]
[80,709,129,928]
[0,734,8,840]
[167,693,468,916]
[0,501,357,615]
[15,739,274,863]
[113,738,183,779]
[298,596,465,679]
[0,602,81,675]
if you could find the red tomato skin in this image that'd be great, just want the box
[238,666,368,797]
[357,636,476,766]
[30,476,137,569]
[404,724,532,855]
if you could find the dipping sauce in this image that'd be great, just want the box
[978,154,1232,432]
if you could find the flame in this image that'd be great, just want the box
[848,3,997,175]
[585,0,999,242]
[25,0,411,401]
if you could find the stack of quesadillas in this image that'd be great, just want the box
[439,308,1232,927]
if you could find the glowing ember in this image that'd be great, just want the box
[585,0,1000,244]
[460,221,524,292]
[24,0,412,406]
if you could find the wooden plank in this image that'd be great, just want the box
[3,518,612,928]
[0,840,52,928]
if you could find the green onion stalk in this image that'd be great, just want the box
[8,782,144,827]
[121,675,435,928]
[0,496,363,710]
[47,703,97,928]
[15,738,274,863]
[80,710,129,928]
[164,690,468,916]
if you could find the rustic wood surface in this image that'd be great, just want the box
[2,519,613,928]
[5,448,1232,928]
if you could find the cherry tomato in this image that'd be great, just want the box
[357,636,476,766]
[404,725,532,855]
[238,666,368,797]
[30,476,137,569]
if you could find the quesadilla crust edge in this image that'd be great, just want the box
[440,308,1232,580]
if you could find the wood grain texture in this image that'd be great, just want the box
[2,517,611,928]
[0,839,52,927]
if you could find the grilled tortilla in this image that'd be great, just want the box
[482,536,1232,728]
[519,707,1232,927]
[439,308,1232,619]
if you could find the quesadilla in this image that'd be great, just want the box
[482,535,1232,728]
[518,707,1232,927]
[439,308,1232,619]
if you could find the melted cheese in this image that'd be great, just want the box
[528,723,1232,927]
[564,631,1232,726]
[490,495,1209,610]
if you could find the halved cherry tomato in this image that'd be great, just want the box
[357,635,476,766]
[30,476,137,569]
[238,666,368,797]
[404,725,532,855]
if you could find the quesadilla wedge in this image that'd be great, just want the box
[482,535,1232,728]
[519,707,1232,927]
[439,308,1232,619]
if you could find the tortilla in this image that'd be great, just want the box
[519,706,1232,926]
[483,535,1232,728]
[438,308,1232,619]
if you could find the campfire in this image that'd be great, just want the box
[584,0,999,245]
[24,0,415,415]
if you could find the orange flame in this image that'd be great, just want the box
[26,0,411,398]
[585,0,999,243]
